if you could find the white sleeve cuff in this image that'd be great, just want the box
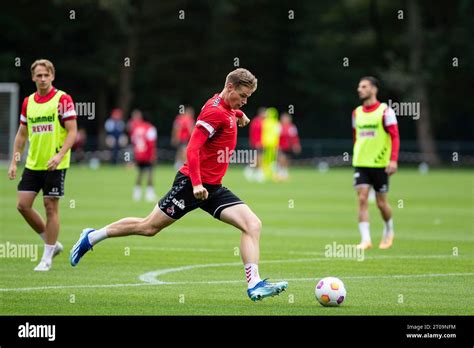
[384,107,398,126]
[62,110,77,119]
[196,120,215,138]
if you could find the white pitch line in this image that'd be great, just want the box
[1,272,473,292]
[0,255,471,292]
[138,257,344,284]
[139,254,470,284]
[146,272,474,286]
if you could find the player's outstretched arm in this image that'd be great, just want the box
[8,124,28,180]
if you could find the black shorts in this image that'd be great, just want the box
[136,161,153,169]
[353,167,389,193]
[158,172,244,220]
[18,168,67,197]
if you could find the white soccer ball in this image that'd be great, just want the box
[315,277,346,307]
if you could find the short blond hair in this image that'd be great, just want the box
[225,68,257,91]
[31,59,55,77]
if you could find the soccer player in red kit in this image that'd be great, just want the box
[71,69,288,301]
[171,106,195,169]
[277,112,301,180]
[129,109,157,202]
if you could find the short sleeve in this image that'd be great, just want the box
[20,97,28,125]
[59,94,77,121]
[146,127,157,141]
[195,108,224,138]
[383,107,397,126]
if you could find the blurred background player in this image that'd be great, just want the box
[129,109,158,202]
[244,107,265,182]
[261,107,281,181]
[171,106,195,169]
[276,112,301,181]
[7,59,77,271]
[105,108,128,164]
[72,128,87,163]
[352,76,400,250]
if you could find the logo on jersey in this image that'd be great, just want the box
[359,130,376,138]
[172,198,185,210]
[29,115,55,123]
[212,97,221,107]
[31,124,54,134]
[228,116,234,128]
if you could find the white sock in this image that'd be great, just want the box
[245,263,262,289]
[146,186,155,194]
[41,244,56,263]
[133,186,142,199]
[384,219,394,236]
[359,222,371,242]
[88,228,108,246]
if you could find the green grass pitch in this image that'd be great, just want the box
[1,164,473,315]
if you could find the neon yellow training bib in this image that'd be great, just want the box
[25,90,71,170]
[352,103,391,168]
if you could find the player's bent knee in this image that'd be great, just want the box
[17,202,30,213]
[245,217,262,238]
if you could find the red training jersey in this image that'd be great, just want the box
[130,121,157,163]
[249,114,264,149]
[180,94,244,186]
[279,123,300,152]
[173,113,195,143]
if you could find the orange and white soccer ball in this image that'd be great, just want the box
[315,277,346,307]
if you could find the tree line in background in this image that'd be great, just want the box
[2,0,473,164]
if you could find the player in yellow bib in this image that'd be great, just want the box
[352,77,400,250]
[8,59,77,271]
[261,107,280,181]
